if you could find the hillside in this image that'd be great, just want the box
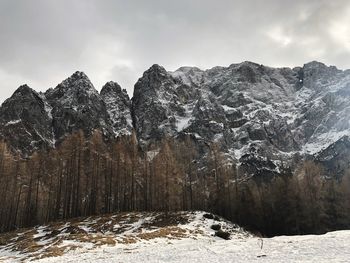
[1,211,350,262]
[0,211,249,262]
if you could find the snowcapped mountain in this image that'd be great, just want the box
[0,71,132,154]
[132,61,350,176]
[1,61,350,175]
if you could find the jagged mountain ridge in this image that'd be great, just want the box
[0,71,132,154]
[132,61,350,176]
[1,61,350,175]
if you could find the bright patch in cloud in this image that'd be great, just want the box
[266,26,292,47]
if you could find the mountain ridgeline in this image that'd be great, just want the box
[1,61,350,235]
[2,61,350,175]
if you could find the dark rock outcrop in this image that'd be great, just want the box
[45,71,113,141]
[100,81,132,136]
[0,85,54,153]
[0,72,133,154]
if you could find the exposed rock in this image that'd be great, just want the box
[45,71,113,141]
[101,81,132,136]
[0,72,133,154]
[0,85,54,154]
[2,61,350,177]
[316,136,350,177]
[131,61,350,176]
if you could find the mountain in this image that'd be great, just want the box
[132,61,350,176]
[1,61,350,175]
[0,84,54,153]
[101,81,133,136]
[0,71,132,155]
[45,71,113,142]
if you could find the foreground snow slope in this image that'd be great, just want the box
[1,211,350,262]
[38,231,350,263]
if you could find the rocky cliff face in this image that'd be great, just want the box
[0,71,132,155]
[0,84,54,153]
[101,81,132,136]
[131,61,350,176]
[1,61,350,176]
[45,71,114,142]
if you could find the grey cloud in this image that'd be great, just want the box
[1,0,350,103]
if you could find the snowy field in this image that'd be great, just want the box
[33,230,350,263]
[1,211,349,263]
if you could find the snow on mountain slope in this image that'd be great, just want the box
[2,61,350,175]
[45,71,114,140]
[100,81,133,136]
[1,211,350,263]
[0,72,133,154]
[132,61,350,176]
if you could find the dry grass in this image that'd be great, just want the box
[0,211,213,261]
[0,232,16,246]
[137,226,188,240]
[33,245,80,260]
[69,233,116,246]
[118,236,138,244]
[141,212,190,229]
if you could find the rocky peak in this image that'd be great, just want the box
[0,71,140,153]
[148,64,167,74]
[101,81,122,95]
[44,71,113,141]
[132,64,199,142]
[235,62,262,83]
[303,61,336,72]
[0,84,54,154]
[301,61,342,90]
[59,71,93,89]
[0,84,45,121]
[140,64,169,85]
[134,64,173,96]
[170,66,204,87]
[12,84,35,96]
[45,71,98,104]
[2,84,48,113]
[101,81,132,136]
[101,81,129,103]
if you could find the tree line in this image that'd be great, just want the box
[0,130,350,236]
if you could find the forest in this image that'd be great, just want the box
[0,130,350,237]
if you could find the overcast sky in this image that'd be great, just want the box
[1,0,350,102]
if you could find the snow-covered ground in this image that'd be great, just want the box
[1,211,350,263]
[35,231,350,263]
